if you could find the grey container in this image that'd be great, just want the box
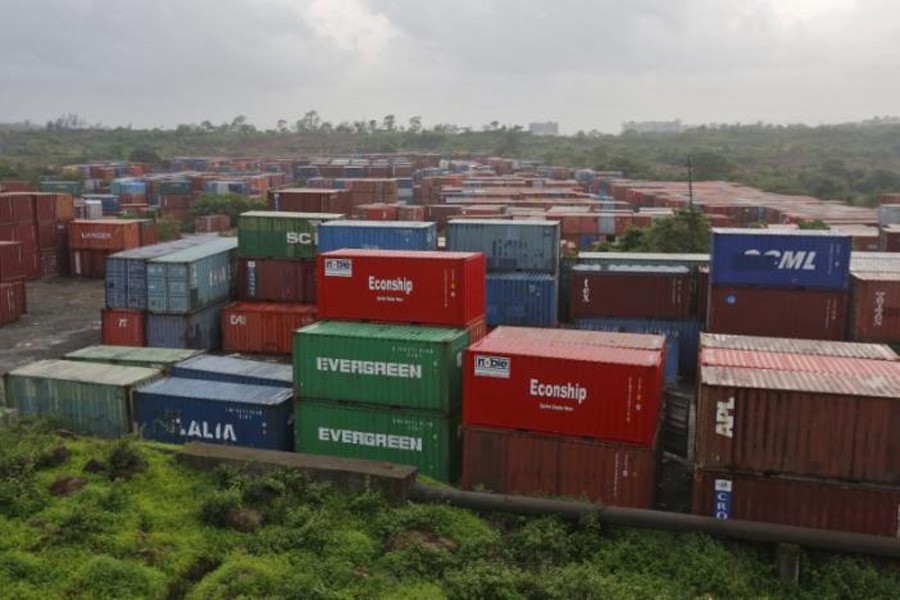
[146,299,229,350]
[146,237,237,314]
[135,377,294,450]
[447,219,560,274]
[171,355,293,388]
[5,360,161,437]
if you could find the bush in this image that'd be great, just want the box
[67,555,165,599]
[199,489,243,528]
[106,439,146,480]
[190,193,266,226]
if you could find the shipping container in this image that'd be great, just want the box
[699,348,900,377]
[146,238,237,314]
[236,258,316,303]
[223,302,317,355]
[692,469,900,538]
[294,399,459,482]
[0,192,34,222]
[696,365,900,484]
[238,211,343,259]
[64,345,202,370]
[136,378,293,450]
[463,327,665,445]
[195,215,232,233]
[696,266,709,320]
[146,299,228,350]
[318,250,486,327]
[574,317,701,379]
[462,425,656,508]
[0,241,26,282]
[485,272,558,327]
[317,220,437,253]
[5,360,161,437]
[707,286,848,340]
[850,272,900,343]
[570,266,692,320]
[698,332,898,360]
[295,320,470,412]
[0,281,27,326]
[70,249,109,277]
[170,354,293,388]
[710,229,851,290]
[101,308,145,346]
[67,220,143,251]
[268,188,351,215]
[447,219,560,273]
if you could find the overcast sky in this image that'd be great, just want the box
[1,0,897,133]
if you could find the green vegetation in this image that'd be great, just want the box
[0,424,897,599]
[597,208,712,253]
[190,192,266,227]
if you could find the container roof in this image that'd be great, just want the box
[700,365,900,398]
[319,220,435,229]
[9,359,161,386]
[148,237,237,263]
[174,355,292,385]
[298,320,469,343]
[138,377,293,405]
[699,333,898,360]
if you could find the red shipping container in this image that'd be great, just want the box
[692,469,900,538]
[462,425,657,508]
[0,281,27,326]
[396,205,425,221]
[0,221,37,246]
[39,249,66,278]
[850,272,900,344]
[195,215,231,233]
[354,203,399,221]
[138,220,158,246]
[67,220,142,251]
[33,193,74,222]
[0,192,34,222]
[707,286,848,340]
[883,227,900,252]
[699,348,900,378]
[268,189,352,216]
[36,221,67,250]
[0,241,27,282]
[70,249,110,278]
[0,180,33,193]
[699,331,897,360]
[237,258,317,303]
[101,308,145,346]
[696,266,709,320]
[557,214,600,236]
[160,195,193,210]
[222,302,318,355]
[696,366,900,484]
[463,327,665,446]
[570,269,692,320]
[317,250,486,327]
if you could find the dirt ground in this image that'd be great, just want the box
[0,277,104,403]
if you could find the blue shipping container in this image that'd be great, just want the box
[146,299,228,350]
[147,238,237,314]
[136,377,293,450]
[710,229,851,290]
[486,273,558,327]
[574,317,703,381]
[447,220,560,274]
[317,221,437,253]
[171,355,292,388]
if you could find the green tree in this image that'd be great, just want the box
[128,147,161,164]
[190,193,266,226]
[408,116,422,133]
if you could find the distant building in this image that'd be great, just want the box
[622,120,683,134]
[529,121,559,136]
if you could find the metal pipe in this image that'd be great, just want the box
[409,483,900,558]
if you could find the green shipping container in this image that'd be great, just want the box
[295,399,459,482]
[294,321,469,413]
[5,360,162,438]
[64,345,203,371]
[238,211,344,259]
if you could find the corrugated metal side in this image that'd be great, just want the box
[570,269,692,320]
[850,273,900,344]
[0,241,27,282]
[461,425,656,508]
[486,273,558,327]
[692,469,900,538]
[222,302,318,355]
[236,258,316,303]
[294,400,459,482]
[145,300,228,350]
[707,286,848,340]
[0,281,27,325]
[317,221,437,253]
[696,374,899,484]
[238,211,343,259]
[6,360,161,437]
[101,309,145,347]
[710,229,851,289]
[698,332,898,360]
[699,348,900,377]
[575,317,701,378]
[170,355,293,388]
[295,320,469,413]
[146,241,236,314]
[446,220,560,273]
[136,378,293,450]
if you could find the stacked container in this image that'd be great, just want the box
[461,326,667,507]
[293,249,487,481]
[1,192,74,280]
[145,237,238,350]
[847,253,900,346]
[0,241,27,327]
[707,229,852,340]
[692,333,900,537]
[68,219,144,277]
[447,219,560,327]
[224,211,342,354]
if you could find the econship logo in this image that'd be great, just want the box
[316,357,422,379]
[474,355,510,378]
[369,276,413,295]
[318,427,422,452]
[741,249,817,271]
[324,258,352,277]
[180,420,237,442]
[529,379,587,404]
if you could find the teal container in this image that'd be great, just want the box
[146,237,237,314]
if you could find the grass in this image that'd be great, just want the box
[0,423,897,599]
